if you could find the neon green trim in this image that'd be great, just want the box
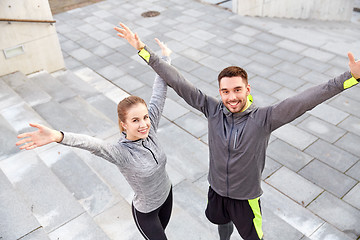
[138,48,150,63]
[240,94,253,112]
[248,197,263,239]
[343,76,358,89]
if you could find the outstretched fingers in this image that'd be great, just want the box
[348,52,356,65]
[348,51,360,79]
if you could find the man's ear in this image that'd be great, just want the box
[246,84,251,95]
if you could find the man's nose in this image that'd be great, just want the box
[228,91,237,100]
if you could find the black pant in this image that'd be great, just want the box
[205,186,263,240]
[132,187,173,240]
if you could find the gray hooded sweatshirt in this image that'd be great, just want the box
[60,57,172,213]
[139,46,359,200]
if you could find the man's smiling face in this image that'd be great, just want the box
[219,76,250,113]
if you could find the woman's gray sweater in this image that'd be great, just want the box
[60,57,172,213]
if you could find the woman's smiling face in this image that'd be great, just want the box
[121,103,151,141]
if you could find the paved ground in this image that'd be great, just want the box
[1,0,360,239]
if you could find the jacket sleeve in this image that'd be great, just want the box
[268,71,359,132]
[148,56,170,132]
[138,46,217,118]
[60,132,121,165]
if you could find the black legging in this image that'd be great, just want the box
[132,187,173,240]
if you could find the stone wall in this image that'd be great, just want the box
[0,0,64,76]
[232,0,355,21]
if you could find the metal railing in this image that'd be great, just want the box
[0,18,56,24]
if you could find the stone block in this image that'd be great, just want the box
[338,115,360,137]
[272,124,318,150]
[85,94,118,124]
[250,52,283,67]
[48,212,110,240]
[329,95,360,119]
[299,160,357,198]
[94,199,141,240]
[1,102,49,134]
[271,49,303,63]
[261,182,324,236]
[251,76,282,95]
[249,40,279,53]
[308,103,349,125]
[174,111,208,138]
[274,62,310,78]
[172,57,201,72]
[244,61,277,79]
[301,71,332,85]
[190,29,216,41]
[309,222,353,240]
[190,66,217,83]
[343,183,360,210]
[55,70,99,99]
[97,65,125,81]
[0,151,85,232]
[157,122,209,181]
[82,55,110,71]
[29,71,77,103]
[304,139,358,172]
[38,146,117,217]
[346,161,360,181]
[33,100,91,135]
[297,116,346,143]
[307,191,360,239]
[61,96,117,136]
[0,79,23,111]
[276,39,307,53]
[162,98,190,121]
[0,170,43,240]
[262,206,305,240]
[262,156,282,180]
[298,58,331,73]
[112,74,144,93]
[266,166,323,206]
[0,114,20,160]
[301,48,336,62]
[335,132,360,157]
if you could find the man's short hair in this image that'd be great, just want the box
[218,66,248,86]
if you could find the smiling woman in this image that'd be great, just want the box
[16,39,175,240]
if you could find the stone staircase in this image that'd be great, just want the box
[0,69,353,240]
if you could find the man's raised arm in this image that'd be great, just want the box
[114,22,217,116]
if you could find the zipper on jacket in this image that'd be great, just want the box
[233,129,238,148]
[142,141,158,164]
[227,115,235,197]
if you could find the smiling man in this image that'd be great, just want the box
[115,23,360,240]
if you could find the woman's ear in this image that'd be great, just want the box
[119,119,126,132]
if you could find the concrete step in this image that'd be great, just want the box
[54,69,120,124]
[37,144,119,217]
[0,150,111,238]
[28,71,77,103]
[0,151,85,233]
[0,75,25,111]
[2,71,52,107]
[53,70,100,99]
[0,114,20,161]
[261,182,354,240]
[60,95,118,138]
[0,169,50,240]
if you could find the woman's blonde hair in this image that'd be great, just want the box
[117,95,147,132]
